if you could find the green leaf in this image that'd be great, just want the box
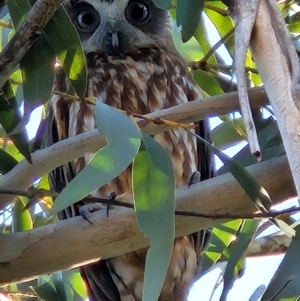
[289,13,300,33]
[8,0,56,108]
[49,100,141,216]
[193,70,224,96]
[176,0,204,42]
[171,21,203,61]
[63,270,87,301]
[201,220,243,273]
[153,0,172,9]
[12,196,33,232]
[32,277,61,301]
[21,35,55,109]
[262,226,300,301]
[0,148,18,174]
[44,6,87,99]
[8,0,87,99]
[194,20,217,63]
[212,118,246,149]
[7,0,30,30]
[204,2,234,56]
[220,219,260,301]
[133,132,175,301]
[0,81,31,162]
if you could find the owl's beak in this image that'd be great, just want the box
[105,31,121,55]
[111,33,119,51]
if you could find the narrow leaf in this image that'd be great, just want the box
[220,219,259,301]
[189,129,294,236]
[49,101,141,215]
[21,36,55,109]
[133,133,175,301]
[7,0,30,29]
[0,81,31,162]
[193,70,224,96]
[201,220,243,274]
[44,6,87,99]
[177,0,205,42]
[63,270,87,301]
[32,278,61,301]
[0,148,18,174]
[152,0,172,9]
[8,0,57,108]
[12,196,33,232]
[262,227,300,301]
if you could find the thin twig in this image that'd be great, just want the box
[52,90,196,130]
[83,196,300,220]
[0,290,37,298]
[189,27,235,70]
[0,188,58,198]
[0,20,13,28]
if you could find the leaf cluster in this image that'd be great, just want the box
[1,1,300,301]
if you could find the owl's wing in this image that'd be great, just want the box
[81,261,121,301]
[193,119,214,275]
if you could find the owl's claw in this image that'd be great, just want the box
[79,203,103,224]
[187,171,201,188]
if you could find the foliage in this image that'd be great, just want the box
[0,1,300,301]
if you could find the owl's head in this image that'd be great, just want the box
[64,0,170,55]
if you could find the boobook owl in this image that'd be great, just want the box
[47,0,213,300]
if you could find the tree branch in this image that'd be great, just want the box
[250,1,300,199]
[0,0,63,89]
[0,86,268,210]
[0,155,296,285]
[84,196,300,220]
[246,234,291,257]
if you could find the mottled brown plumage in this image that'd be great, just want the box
[47,1,212,300]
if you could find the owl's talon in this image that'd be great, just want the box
[79,203,103,224]
[107,193,117,217]
[187,171,201,188]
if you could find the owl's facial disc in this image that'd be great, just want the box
[65,0,169,55]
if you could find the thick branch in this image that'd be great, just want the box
[0,0,63,89]
[250,1,300,197]
[0,155,296,285]
[0,86,268,210]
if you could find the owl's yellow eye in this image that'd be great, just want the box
[126,1,150,25]
[76,6,100,32]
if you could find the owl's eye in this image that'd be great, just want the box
[126,2,150,24]
[76,6,100,32]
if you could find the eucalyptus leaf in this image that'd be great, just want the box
[44,6,87,99]
[0,80,31,162]
[21,36,55,110]
[193,70,224,96]
[133,132,175,301]
[177,0,205,42]
[12,196,33,232]
[153,0,172,9]
[220,219,260,301]
[201,220,243,274]
[32,278,61,301]
[0,148,18,174]
[262,227,300,301]
[49,100,141,216]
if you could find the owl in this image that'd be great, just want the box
[47,0,213,300]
